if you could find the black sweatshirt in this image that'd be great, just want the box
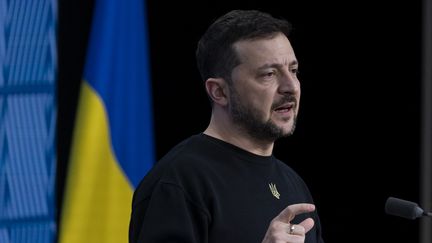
[129,133,324,243]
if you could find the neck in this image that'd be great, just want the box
[204,109,274,156]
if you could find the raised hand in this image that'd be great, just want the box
[262,203,315,243]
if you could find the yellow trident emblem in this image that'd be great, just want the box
[269,183,280,199]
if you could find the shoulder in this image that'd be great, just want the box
[158,133,219,174]
[273,157,302,179]
[272,157,313,196]
[132,134,217,203]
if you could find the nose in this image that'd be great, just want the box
[278,70,300,95]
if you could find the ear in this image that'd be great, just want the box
[205,78,228,106]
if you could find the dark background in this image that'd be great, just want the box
[58,0,423,242]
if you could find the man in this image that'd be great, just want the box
[129,10,325,243]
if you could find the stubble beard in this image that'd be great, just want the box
[229,88,298,143]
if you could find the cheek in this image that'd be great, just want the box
[241,93,267,114]
[254,94,275,113]
[236,86,275,113]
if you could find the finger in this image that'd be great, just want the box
[298,217,315,233]
[275,203,315,222]
[287,224,305,236]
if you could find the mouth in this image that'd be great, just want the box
[274,102,295,113]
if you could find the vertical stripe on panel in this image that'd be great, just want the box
[21,0,36,84]
[6,99,19,218]
[34,97,46,214]
[0,97,4,217]
[36,0,47,83]
[24,97,39,217]
[16,98,27,215]
[6,0,16,84]
[13,3,26,85]
[48,33,56,84]
[32,97,45,214]
[5,101,14,218]
[30,97,44,216]
[47,97,56,217]
[15,97,29,217]
[25,97,37,216]
[20,2,35,85]
[0,0,5,86]
[29,0,45,84]
[10,1,20,84]
[31,3,43,83]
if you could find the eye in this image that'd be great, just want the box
[265,71,275,77]
[291,68,299,74]
[261,70,277,78]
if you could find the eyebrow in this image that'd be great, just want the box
[257,60,298,70]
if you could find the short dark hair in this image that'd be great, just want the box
[196,10,293,83]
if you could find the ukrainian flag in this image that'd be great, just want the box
[59,0,154,242]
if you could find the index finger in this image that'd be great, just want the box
[275,203,315,223]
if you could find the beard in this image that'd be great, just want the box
[229,88,298,142]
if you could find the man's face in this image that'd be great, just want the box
[228,33,301,142]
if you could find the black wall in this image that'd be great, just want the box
[58,0,422,242]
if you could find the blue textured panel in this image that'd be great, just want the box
[0,0,57,242]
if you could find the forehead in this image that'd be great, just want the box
[232,33,297,67]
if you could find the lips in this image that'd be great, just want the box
[274,102,295,113]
